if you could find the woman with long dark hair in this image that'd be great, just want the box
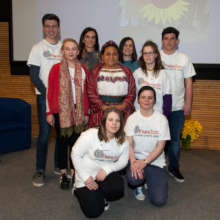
[78,27,100,71]
[119,36,139,73]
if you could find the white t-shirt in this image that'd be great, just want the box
[71,128,129,188]
[27,39,62,94]
[69,67,86,104]
[133,68,171,113]
[125,110,170,168]
[160,50,196,111]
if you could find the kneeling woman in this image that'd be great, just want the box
[71,108,129,218]
[125,86,170,206]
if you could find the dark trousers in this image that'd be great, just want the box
[167,110,185,169]
[36,95,59,171]
[54,114,80,170]
[127,164,168,206]
[74,172,124,218]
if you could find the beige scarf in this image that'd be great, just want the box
[58,58,85,135]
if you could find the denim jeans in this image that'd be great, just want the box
[36,95,59,171]
[167,110,185,169]
[127,164,168,206]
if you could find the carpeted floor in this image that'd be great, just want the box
[0,140,220,220]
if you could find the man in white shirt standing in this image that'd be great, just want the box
[27,14,62,187]
[160,27,196,183]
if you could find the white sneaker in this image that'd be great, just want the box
[54,168,71,179]
[135,186,145,201]
[104,199,110,211]
[32,171,45,187]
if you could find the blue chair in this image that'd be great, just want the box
[0,98,31,153]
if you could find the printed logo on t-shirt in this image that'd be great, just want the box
[138,78,144,85]
[94,149,119,162]
[138,77,162,91]
[162,62,183,71]
[43,50,61,60]
[134,126,139,134]
[134,125,159,138]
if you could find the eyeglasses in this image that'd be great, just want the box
[143,52,155,56]
[44,25,59,29]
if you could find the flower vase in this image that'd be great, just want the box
[182,135,191,150]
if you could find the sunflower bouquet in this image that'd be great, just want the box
[181,120,203,149]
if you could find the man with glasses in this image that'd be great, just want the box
[27,14,61,187]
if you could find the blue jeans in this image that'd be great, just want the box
[167,110,185,169]
[36,95,59,171]
[127,164,168,206]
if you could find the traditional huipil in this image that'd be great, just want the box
[87,63,136,127]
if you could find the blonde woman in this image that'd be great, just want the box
[47,38,89,189]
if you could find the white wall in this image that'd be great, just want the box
[12,0,219,64]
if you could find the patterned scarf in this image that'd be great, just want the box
[58,58,85,133]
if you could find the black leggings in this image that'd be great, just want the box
[54,114,80,170]
[74,172,124,218]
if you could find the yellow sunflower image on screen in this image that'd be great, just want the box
[140,0,190,25]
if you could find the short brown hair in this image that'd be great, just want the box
[98,107,125,145]
[42,13,60,26]
[162,26,179,39]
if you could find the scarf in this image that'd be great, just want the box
[58,58,85,134]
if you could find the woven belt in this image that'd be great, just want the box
[100,95,125,103]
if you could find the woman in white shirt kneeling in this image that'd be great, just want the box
[125,86,170,206]
[71,107,129,218]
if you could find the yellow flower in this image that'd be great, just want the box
[182,120,203,142]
